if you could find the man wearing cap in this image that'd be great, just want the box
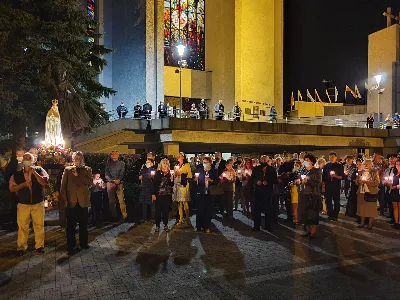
[9,153,49,255]
[105,150,127,221]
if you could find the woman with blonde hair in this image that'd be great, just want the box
[356,159,379,229]
[152,159,174,232]
[173,152,193,227]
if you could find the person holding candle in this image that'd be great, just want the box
[384,156,397,224]
[220,159,237,219]
[389,160,400,229]
[138,158,155,223]
[90,172,105,228]
[234,156,244,211]
[173,153,193,227]
[194,157,218,232]
[251,156,278,232]
[9,153,49,256]
[239,158,253,217]
[297,154,322,239]
[152,159,174,232]
[356,159,379,229]
[344,156,357,218]
[322,152,344,221]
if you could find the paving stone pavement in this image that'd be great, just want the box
[1,207,400,300]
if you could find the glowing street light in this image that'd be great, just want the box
[176,44,186,118]
[374,74,382,87]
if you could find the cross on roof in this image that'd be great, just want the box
[395,12,400,25]
[383,7,395,27]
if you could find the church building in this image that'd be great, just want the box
[92,0,284,120]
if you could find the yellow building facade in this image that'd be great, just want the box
[159,0,284,118]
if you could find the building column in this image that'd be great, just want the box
[163,142,180,157]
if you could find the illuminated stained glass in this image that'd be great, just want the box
[87,0,95,43]
[164,0,205,71]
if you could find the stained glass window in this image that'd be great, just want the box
[87,0,95,43]
[164,0,205,71]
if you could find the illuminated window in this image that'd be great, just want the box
[87,0,95,43]
[164,0,205,71]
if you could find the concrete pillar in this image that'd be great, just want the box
[163,143,180,157]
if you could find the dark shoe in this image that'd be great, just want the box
[389,219,395,224]
[251,227,260,232]
[155,227,160,233]
[357,224,365,228]
[365,225,373,229]
[67,248,79,256]
[164,225,169,232]
[301,232,311,237]
[81,245,90,250]
[17,250,26,257]
[308,235,317,239]
[263,226,274,232]
[35,247,45,254]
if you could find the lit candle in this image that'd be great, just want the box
[222,173,227,178]
[151,171,155,177]
[44,200,49,208]
[301,175,306,180]
[389,176,393,182]
[330,171,335,176]
[170,170,174,176]
[238,170,242,174]
[195,173,200,178]
[384,176,389,182]
[245,170,249,174]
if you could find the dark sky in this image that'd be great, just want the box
[283,0,400,112]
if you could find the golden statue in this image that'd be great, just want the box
[44,99,64,146]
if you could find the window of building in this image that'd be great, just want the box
[164,0,205,71]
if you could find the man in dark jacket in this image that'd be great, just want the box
[9,153,49,255]
[251,155,277,232]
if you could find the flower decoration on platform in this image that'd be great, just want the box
[37,143,72,166]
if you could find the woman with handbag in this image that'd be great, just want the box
[356,159,379,229]
[297,154,322,239]
[173,153,193,227]
[152,159,174,232]
[194,157,217,232]
[389,160,400,229]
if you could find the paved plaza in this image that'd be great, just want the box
[1,208,400,300]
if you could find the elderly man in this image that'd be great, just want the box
[9,153,49,255]
[105,150,127,221]
[60,151,93,255]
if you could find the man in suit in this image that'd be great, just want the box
[60,151,93,255]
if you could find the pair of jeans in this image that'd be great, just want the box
[325,185,341,218]
[196,194,213,230]
[67,203,88,252]
[155,195,170,227]
[91,191,103,226]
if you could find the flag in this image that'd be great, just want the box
[297,90,303,101]
[354,84,362,99]
[315,89,323,103]
[334,86,338,102]
[307,89,315,102]
[326,89,332,103]
[291,91,295,109]
[345,85,357,101]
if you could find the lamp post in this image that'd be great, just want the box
[374,74,382,127]
[177,44,186,118]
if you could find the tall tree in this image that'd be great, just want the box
[0,0,115,150]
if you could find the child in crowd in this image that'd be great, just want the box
[91,172,105,227]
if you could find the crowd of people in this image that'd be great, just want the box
[116,99,279,122]
[367,112,400,129]
[4,147,400,256]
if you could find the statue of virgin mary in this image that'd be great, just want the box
[44,99,64,146]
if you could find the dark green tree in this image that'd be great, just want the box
[0,0,115,150]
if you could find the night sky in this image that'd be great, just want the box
[283,0,400,113]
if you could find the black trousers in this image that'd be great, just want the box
[253,192,273,230]
[223,191,234,218]
[155,195,170,227]
[345,186,358,218]
[196,194,214,230]
[141,203,152,221]
[378,184,385,215]
[325,185,341,218]
[91,192,103,226]
[344,180,351,199]
[67,203,88,252]
[385,192,394,220]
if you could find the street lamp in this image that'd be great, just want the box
[373,74,383,127]
[177,44,186,118]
